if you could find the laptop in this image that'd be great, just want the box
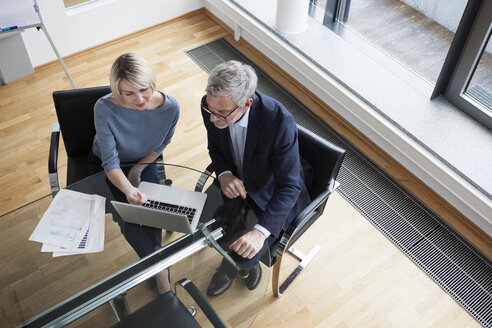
[111,181,208,234]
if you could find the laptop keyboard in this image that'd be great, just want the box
[142,199,196,223]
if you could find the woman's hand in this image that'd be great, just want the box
[107,168,147,204]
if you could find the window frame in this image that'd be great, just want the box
[444,0,492,130]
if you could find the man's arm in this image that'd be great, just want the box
[218,173,247,199]
[256,115,303,237]
[202,107,248,199]
[229,228,267,259]
[232,115,303,258]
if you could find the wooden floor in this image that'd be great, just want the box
[0,10,482,328]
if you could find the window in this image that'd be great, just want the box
[467,34,492,100]
[445,0,492,129]
[310,0,492,130]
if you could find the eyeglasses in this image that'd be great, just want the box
[201,102,240,121]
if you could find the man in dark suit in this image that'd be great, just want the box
[201,60,310,296]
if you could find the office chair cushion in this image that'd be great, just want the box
[112,291,201,328]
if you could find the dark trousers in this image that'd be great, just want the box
[88,151,162,259]
[213,196,272,279]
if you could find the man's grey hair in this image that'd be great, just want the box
[206,60,258,106]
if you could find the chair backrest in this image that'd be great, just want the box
[52,86,111,156]
[112,278,226,328]
[297,124,345,200]
[111,291,201,328]
[264,125,346,262]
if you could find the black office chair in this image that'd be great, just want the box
[196,124,345,297]
[112,278,226,328]
[48,86,167,196]
[48,86,111,196]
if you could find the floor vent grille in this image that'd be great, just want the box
[187,38,492,327]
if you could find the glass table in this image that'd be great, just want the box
[0,164,270,327]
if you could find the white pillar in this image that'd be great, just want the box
[275,0,310,34]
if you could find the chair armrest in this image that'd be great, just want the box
[49,123,60,196]
[176,278,227,328]
[281,185,335,250]
[195,163,215,192]
[49,123,60,174]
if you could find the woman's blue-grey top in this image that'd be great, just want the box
[92,92,180,174]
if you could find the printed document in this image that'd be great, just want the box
[29,189,106,256]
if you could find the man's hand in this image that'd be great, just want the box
[124,186,148,205]
[229,229,267,259]
[218,173,247,199]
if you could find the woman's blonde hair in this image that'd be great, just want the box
[109,53,156,100]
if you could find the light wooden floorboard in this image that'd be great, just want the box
[0,9,481,327]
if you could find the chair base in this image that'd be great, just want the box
[187,306,197,316]
[273,245,321,297]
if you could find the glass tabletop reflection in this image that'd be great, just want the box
[0,163,269,328]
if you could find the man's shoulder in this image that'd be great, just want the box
[255,92,280,108]
[254,92,294,123]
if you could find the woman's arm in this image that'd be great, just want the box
[127,96,180,186]
[107,168,148,205]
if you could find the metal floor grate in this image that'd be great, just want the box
[186,38,492,327]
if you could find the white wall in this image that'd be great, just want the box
[21,0,203,67]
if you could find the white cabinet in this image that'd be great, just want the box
[0,31,34,84]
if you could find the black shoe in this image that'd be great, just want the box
[244,263,262,290]
[207,270,233,296]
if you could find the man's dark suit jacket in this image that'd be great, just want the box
[201,91,310,239]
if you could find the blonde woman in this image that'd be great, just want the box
[89,53,179,294]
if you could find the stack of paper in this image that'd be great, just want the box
[29,189,106,257]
